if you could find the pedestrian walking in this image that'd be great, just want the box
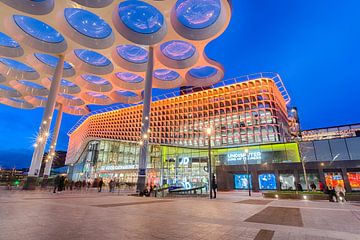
[53,175,60,193]
[212,174,217,199]
[98,178,104,192]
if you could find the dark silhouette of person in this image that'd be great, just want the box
[98,178,104,192]
[212,174,217,199]
[53,175,60,193]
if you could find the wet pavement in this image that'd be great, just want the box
[0,190,359,240]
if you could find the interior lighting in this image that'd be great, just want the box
[143,134,148,139]
[244,148,249,154]
[206,127,212,136]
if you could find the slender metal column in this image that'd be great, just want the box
[136,46,154,192]
[25,55,64,189]
[208,135,213,199]
[43,103,63,178]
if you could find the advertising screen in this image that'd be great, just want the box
[258,173,277,190]
[234,174,252,189]
[347,172,360,190]
[324,172,344,188]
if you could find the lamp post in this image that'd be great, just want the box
[291,107,309,192]
[244,148,251,196]
[206,127,213,199]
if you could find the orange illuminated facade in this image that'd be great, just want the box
[67,77,290,164]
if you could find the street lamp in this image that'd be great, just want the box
[206,127,213,199]
[244,148,251,196]
[291,107,309,191]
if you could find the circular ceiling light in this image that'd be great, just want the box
[189,66,218,78]
[13,15,64,43]
[114,0,166,45]
[115,90,138,97]
[118,1,164,34]
[154,69,180,81]
[74,49,111,67]
[81,74,110,85]
[17,80,46,89]
[0,58,35,72]
[116,45,148,64]
[64,8,112,39]
[175,0,221,29]
[115,72,144,83]
[34,53,72,69]
[0,32,20,48]
[160,40,196,61]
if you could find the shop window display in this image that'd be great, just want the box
[234,174,252,189]
[347,172,360,191]
[279,174,295,190]
[258,173,276,190]
[324,172,344,188]
[300,173,320,191]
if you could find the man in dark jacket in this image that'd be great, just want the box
[53,175,60,193]
[212,174,217,199]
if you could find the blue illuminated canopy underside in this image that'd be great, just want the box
[115,90,137,97]
[74,49,111,67]
[64,8,112,39]
[189,66,218,78]
[118,0,164,34]
[154,69,180,81]
[175,0,221,29]
[116,72,144,83]
[0,58,35,72]
[13,15,64,43]
[160,40,196,61]
[117,45,148,64]
[86,92,109,99]
[0,32,20,48]
[18,80,45,89]
[81,75,110,85]
[35,53,72,69]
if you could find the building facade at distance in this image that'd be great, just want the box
[66,74,360,192]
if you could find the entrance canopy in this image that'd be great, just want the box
[0,0,232,116]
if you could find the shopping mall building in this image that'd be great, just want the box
[65,74,360,192]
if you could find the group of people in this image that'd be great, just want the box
[325,184,346,202]
[53,175,91,193]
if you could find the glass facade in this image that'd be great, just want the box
[70,140,300,190]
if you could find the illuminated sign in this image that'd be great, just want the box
[227,152,262,162]
[179,157,190,165]
[99,165,137,171]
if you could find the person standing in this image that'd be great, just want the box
[53,175,60,193]
[98,178,104,192]
[212,174,217,199]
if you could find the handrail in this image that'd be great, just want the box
[68,72,290,135]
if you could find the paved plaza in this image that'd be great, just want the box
[0,191,359,240]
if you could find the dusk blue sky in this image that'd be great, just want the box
[1,0,360,168]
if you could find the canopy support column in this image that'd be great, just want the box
[43,103,63,178]
[24,55,64,190]
[136,46,154,193]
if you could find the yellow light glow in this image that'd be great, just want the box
[143,134,148,139]
[206,127,212,135]
[244,148,249,153]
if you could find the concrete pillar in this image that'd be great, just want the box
[24,55,64,190]
[43,104,63,178]
[136,46,154,193]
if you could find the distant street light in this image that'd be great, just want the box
[244,148,251,196]
[206,127,213,199]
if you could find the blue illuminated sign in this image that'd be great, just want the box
[234,174,252,190]
[258,173,277,190]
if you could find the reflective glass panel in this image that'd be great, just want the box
[74,49,111,67]
[116,45,148,63]
[0,32,20,48]
[0,58,35,72]
[175,0,221,29]
[115,72,144,83]
[18,80,45,89]
[189,66,217,78]
[160,40,195,60]
[115,90,137,97]
[13,15,64,43]
[153,69,179,81]
[118,1,164,34]
[34,53,72,69]
[81,75,110,85]
[64,8,112,39]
